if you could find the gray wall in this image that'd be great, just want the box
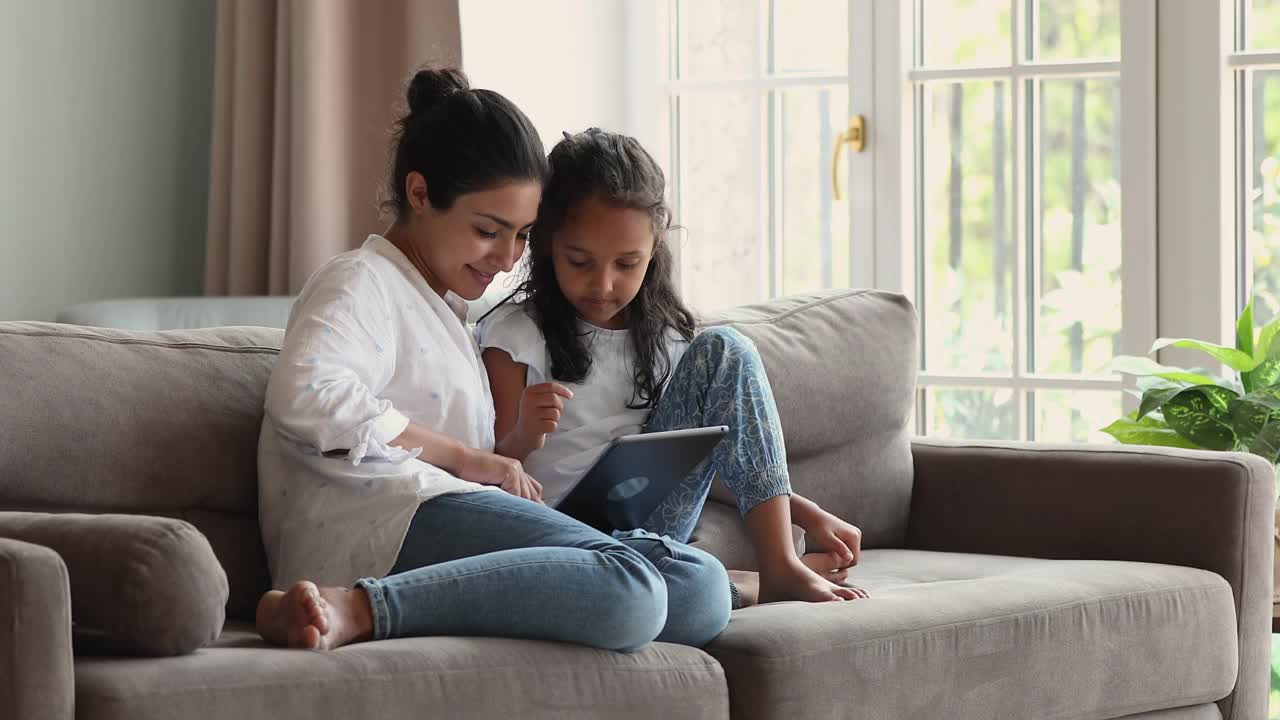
[0,0,215,321]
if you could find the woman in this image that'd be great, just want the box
[254,68,730,652]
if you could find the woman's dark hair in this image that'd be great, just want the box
[383,67,547,218]
[492,128,695,410]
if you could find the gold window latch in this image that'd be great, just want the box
[832,114,866,201]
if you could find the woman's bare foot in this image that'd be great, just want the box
[728,570,761,608]
[256,581,374,650]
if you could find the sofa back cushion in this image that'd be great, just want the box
[0,322,280,620]
[700,290,917,547]
[0,289,918,625]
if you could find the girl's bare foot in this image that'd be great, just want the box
[256,581,374,650]
[758,558,869,604]
[800,551,852,584]
[728,554,869,608]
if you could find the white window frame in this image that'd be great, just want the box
[1229,6,1280,316]
[646,0,877,301]
[1155,1,1280,364]
[888,0,1158,438]
[1155,2,1236,366]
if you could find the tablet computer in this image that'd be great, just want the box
[555,425,729,532]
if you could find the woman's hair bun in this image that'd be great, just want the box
[406,67,470,116]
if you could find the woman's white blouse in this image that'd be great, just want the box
[258,234,498,589]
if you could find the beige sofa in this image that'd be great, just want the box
[0,289,1271,720]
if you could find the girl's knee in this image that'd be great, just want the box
[693,326,751,352]
[691,327,760,368]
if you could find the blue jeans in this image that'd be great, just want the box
[355,490,730,652]
[639,326,793,543]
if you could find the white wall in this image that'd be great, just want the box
[0,0,215,321]
[460,0,628,151]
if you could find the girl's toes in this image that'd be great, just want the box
[833,586,861,601]
[311,605,330,634]
[300,624,321,649]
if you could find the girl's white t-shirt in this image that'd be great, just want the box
[258,234,499,590]
[476,302,688,507]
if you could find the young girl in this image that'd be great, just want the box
[478,129,868,605]
[255,71,730,652]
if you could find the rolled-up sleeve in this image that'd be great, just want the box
[265,258,411,463]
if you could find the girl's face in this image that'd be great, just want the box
[552,197,656,329]
[402,174,541,301]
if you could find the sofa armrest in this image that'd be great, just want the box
[0,537,74,720]
[907,439,1275,720]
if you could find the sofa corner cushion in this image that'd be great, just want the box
[0,512,227,656]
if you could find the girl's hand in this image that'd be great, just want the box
[457,449,543,502]
[798,510,863,569]
[514,382,574,451]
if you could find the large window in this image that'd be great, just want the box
[652,0,1154,444]
[911,1,1152,444]
[657,0,865,313]
[1236,0,1280,324]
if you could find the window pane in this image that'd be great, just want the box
[678,91,765,312]
[1036,0,1120,61]
[920,0,1011,67]
[1247,70,1280,325]
[780,86,851,296]
[1247,0,1280,51]
[926,387,1017,440]
[921,81,1014,373]
[677,0,756,80]
[1035,77,1121,375]
[772,0,847,75]
[1034,390,1121,443]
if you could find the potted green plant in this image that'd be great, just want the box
[1103,298,1280,609]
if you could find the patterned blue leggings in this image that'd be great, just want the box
[639,326,793,543]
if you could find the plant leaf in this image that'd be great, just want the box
[1137,374,1181,393]
[1239,387,1280,411]
[1237,297,1255,356]
[1126,410,1169,427]
[1138,386,1184,419]
[1105,355,1224,387]
[1150,338,1260,373]
[1243,357,1280,393]
[1157,371,1227,386]
[1256,315,1280,361]
[1228,396,1278,444]
[1100,417,1202,449]
[1161,387,1239,451]
[1246,414,1280,465]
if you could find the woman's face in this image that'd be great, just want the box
[403,175,541,301]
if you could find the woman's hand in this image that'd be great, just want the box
[513,382,573,452]
[457,449,543,502]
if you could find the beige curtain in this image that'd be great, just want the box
[205,0,461,295]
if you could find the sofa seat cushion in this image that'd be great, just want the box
[708,549,1238,720]
[74,623,728,720]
